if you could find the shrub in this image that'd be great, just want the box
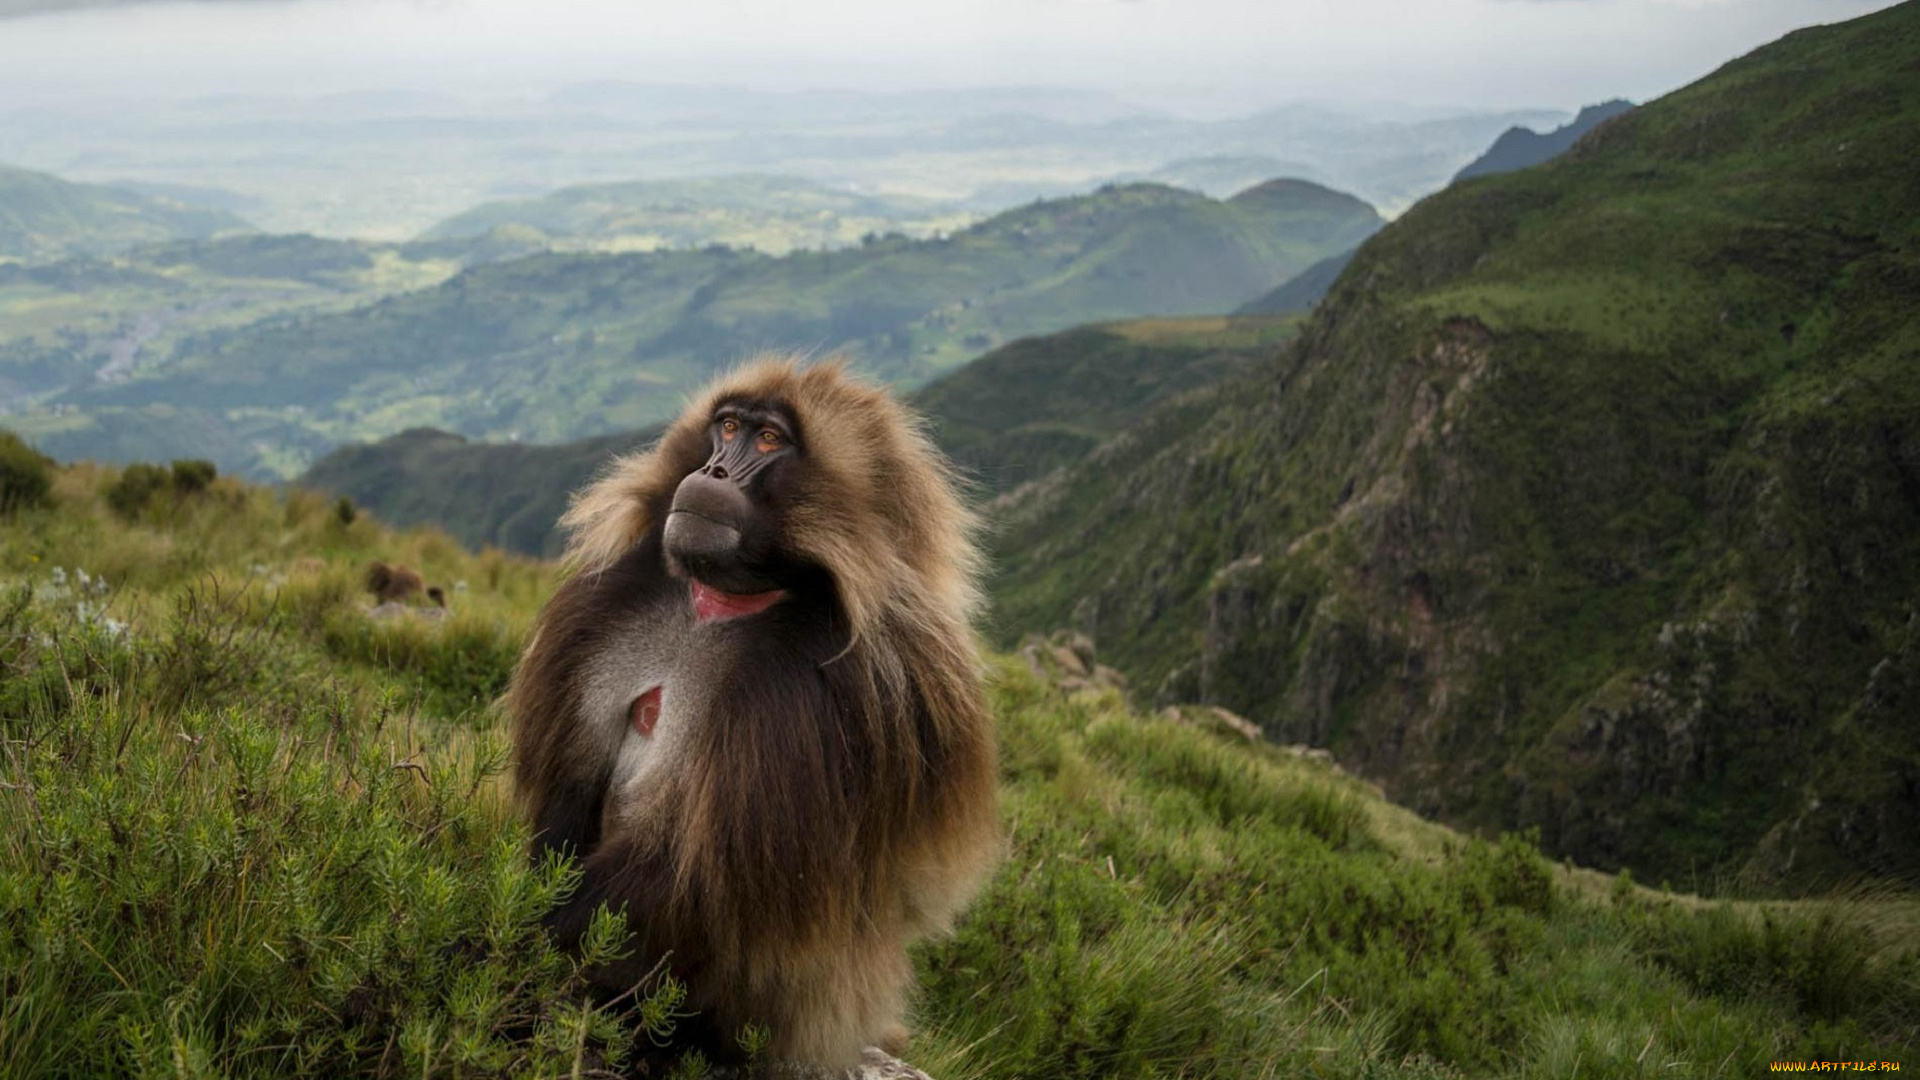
[168,458,218,494]
[106,462,170,519]
[0,430,52,515]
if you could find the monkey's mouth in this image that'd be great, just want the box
[689,580,786,622]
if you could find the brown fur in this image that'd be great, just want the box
[508,358,999,1066]
[365,560,425,604]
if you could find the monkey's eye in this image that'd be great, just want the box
[720,418,739,439]
[757,429,782,452]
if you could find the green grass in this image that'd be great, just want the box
[3,464,1914,1077]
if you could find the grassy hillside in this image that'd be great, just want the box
[2,461,1914,1077]
[302,427,651,558]
[420,173,974,255]
[989,2,1920,890]
[916,315,1300,492]
[20,181,1379,479]
[0,164,252,261]
[294,315,1300,555]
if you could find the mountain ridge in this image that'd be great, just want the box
[986,1,1920,889]
[24,179,1380,478]
[0,163,254,261]
[1450,99,1635,183]
[296,314,1303,554]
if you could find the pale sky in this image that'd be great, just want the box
[0,0,1901,114]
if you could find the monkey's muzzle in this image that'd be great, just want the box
[665,471,748,554]
[664,472,783,600]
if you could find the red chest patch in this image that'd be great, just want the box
[630,685,662,738]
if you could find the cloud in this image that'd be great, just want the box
[0,0,310,19]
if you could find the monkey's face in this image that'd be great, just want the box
[663,397,807,614]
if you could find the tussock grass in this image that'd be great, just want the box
[3,465,1915,1077]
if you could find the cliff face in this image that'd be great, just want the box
[991,2,1920,889]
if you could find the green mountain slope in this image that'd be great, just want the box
[0,164,252,260]
[300,426,650,557]
[915,315,1299,492]
[33,180,1379,478]
[296,315,1301,554]
[990,2,1920,890]
[419,173,972,255]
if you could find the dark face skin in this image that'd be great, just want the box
[662,398,805,596]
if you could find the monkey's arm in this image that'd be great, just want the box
[527,762,608,865]
[544,833,691,996]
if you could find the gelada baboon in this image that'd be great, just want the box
[366,561,448,608]
[508,359,999,1067]
[365,560,424,604]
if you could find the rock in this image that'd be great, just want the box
[1281,743,1339,769]
[1204,706,1262,742]
[851,1048,937,1079]
[1162,704,1263,742]
[712,1048,936,1079]
[1050,644,1089,677]
[1020,629,1129,693]
[367,601,447,622]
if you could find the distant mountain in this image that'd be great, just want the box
[0,232,490,419]
[297,314,1301,555]
[418,174,970,256]
[1126,156,1328,198]
[0,164,253,261]
[1451,100,1635,183]
[35,180,1380,478]
[989,4,1920,889]
[1237,100,1634,319]
[102,180,267,219]
[0,85,1551,238]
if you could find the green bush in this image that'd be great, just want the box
[103,459,220,520]
[0,430,52,515]
[169,457,218,494]
[105,461,170,519]
[1620,895,1920,1048]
